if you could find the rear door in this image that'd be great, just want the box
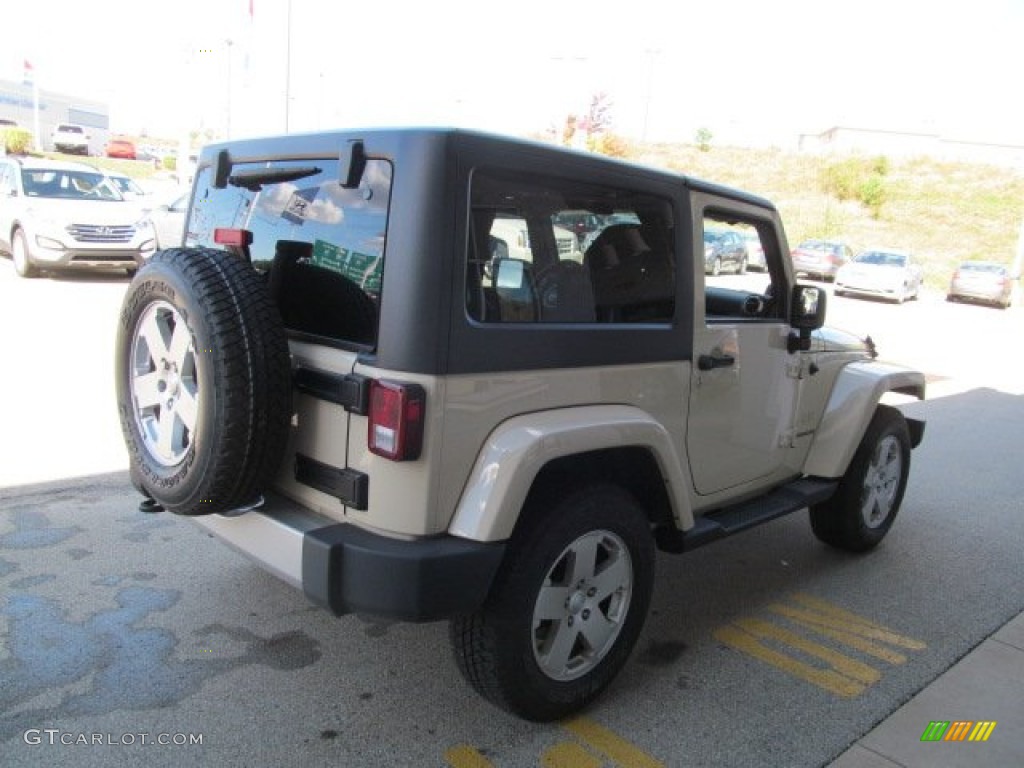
[187,156,392,518]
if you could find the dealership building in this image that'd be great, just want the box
[0,78,110,155]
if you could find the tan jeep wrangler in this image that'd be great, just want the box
[115,129,925,721]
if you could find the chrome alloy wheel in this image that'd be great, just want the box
[860,435,903,528]
[531,529,633,682]
[130,300,200,466]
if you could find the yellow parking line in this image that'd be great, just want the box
[444,744,496,768]
[562,717,665,768]
[769,604,910,664]
[541,741,603,768]
[788,594,926,650]
[714,624,868,697]
[736,618,881,685]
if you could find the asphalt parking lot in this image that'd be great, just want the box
[1,263,1022,767]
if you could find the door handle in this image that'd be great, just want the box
[698,353,736,371]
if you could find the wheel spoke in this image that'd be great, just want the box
[862,486,883,521]
[568,536,599,583]
[167,321,193,370]
[534,584,571,621]
[580,612,618,654]
[132,371,163,409]
[156,405,177,459]
[175,388,199,434]
[591,554,630,603]
[539,620,579,676]
[137,311,170,362]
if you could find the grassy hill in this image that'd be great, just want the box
[632,143,1024,290]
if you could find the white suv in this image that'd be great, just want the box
[0,157,156,277]
[51,123,90,155]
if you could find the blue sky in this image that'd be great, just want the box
[6,0,1024,147]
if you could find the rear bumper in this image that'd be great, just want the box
[190,493,506,622]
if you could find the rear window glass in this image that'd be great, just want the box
[188,158,392,347]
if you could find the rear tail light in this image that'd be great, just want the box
[214,228,253,247]
[368,380,425,461]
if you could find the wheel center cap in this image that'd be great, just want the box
[568,591,587,615]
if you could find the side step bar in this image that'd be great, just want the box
[657,478,838,553]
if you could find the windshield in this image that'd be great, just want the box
[22,169,124,201]
[960,262,1004,274]
[856,251,906,267]
[109,176,145,196]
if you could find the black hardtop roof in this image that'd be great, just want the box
[200,127,776,212]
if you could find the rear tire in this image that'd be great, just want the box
[810,405,911,552]
[450,485,655,721]
[115,247,292,515]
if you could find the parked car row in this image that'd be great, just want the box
[790,238,1017,309]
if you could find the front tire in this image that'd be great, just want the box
[810,405,911,552]
[12,229,39,278]
[450,485,655,721]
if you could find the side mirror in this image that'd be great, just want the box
[791,284,826,330]
[494,258,526,291]
[788,284,826,352]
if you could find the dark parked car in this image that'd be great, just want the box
[552,210,602,246]
[703,227,747,275]
[790,239,853,281]
[947,261,1014,308]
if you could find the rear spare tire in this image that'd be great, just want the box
[115,247,292,515]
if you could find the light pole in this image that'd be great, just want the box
[284,0,292,132]
[642,49,660,144]
[225,39,233,139]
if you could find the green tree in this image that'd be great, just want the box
[695,127,713,152]
[2,127,33,155]
[859,175,888,219]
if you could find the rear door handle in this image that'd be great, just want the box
[698,353,736,371]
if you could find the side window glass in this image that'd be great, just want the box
[703,213,780,321]
[467,168,674,325]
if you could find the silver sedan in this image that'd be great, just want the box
[834,249,923,304]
